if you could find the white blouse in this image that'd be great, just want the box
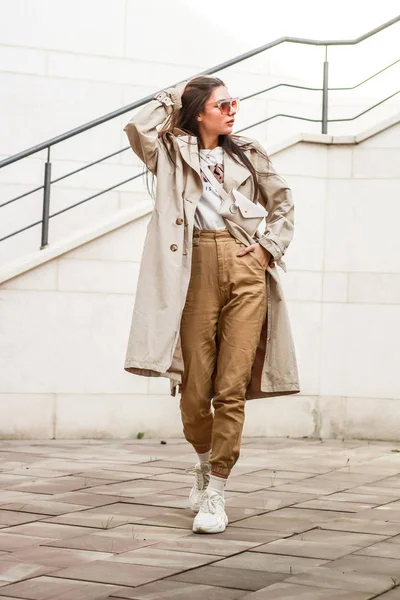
[194,146,227,231]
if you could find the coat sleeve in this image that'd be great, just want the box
[123,87,182,173]
[254,143,294,264]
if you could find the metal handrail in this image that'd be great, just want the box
[330,59,399,90]
[0,16,399,250]
[328,90,400,122]
[238,89,400,133]
[0,172,144,243]
[242,59,399,100]
[2,58,398,210]
[51,147,131,184]
[0,15,398,170]
[242,83,323,101]
[0,184,44,208]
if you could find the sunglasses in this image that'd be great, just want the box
[208,97,240,115]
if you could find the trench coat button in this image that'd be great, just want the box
[175,217,183,225]
[270,260,275,268]
[170,244,178,252]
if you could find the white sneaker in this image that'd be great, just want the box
[187,463,210,513]
[192,489,228,534]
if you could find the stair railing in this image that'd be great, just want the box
[0,16,399,253]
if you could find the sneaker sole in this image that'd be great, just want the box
[192,514,228,534]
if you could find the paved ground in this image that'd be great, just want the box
[1,438,400,599]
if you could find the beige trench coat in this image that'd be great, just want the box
[123,86,300,399]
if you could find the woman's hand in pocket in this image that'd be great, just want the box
[237,243,272,269]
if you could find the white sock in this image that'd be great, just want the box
[208,474,227,497]
[197,451,211,467]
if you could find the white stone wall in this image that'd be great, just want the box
[1,122,399,440]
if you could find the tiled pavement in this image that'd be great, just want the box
[1,439,400,598]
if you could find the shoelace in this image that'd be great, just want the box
[185,465,210,491]
[199,491,223,515]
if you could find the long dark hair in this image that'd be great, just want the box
[146,75,269,200]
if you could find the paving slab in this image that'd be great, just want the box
[352,486,400,498]
[0,492,50,507]
[110,546,222,570]
[248,538,360,559]
[287,565,396,594]
[320,517,400,535]
[377,588,400,599]
[3,522,100,539]
[0,475,38,488]
[109,580,246,599]
[10,546,113,568]
[0,510,43,528]
[214,551,328,574]
[325,555,400,576]
[0,532,54,551]
[74,469,155,480]
[294,498,376,512]
[151,536,256,556]
[323,491,398,504]
[310,471,385,484]
[43,511,137,529]
[116,492,193,509]
[3,475,117,494]
[171,565,286,591]
[246,469,313,481]
[3,468,73,479]
[40,491,124,507]
[102,522,192,539]
[263,506,351,522]
[269,480,352,495]
[229,512,325,534]
[238,582,372,599]
[85,480,184,497]
[199,528,285,543]
[0,500,90,516]
[0,575,122,599]
[0,557,56,584]
[70,502,166,519]
[50,560,179,587]
[356,542,400,559]
[43,532,157,553]
[0,437,400,597]
[225,490,316,511]
[290,528,387,547]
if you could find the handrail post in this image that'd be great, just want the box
[322,46,329,134]
[40,147,51,249]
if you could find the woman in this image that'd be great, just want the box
[123,76,299,534]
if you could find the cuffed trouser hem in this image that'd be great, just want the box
[194,445,212,454]
[210,466,230,478]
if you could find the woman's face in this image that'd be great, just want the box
[197,85,238,138]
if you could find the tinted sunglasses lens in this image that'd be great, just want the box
[219,99,239,114]
[220,101,231,115]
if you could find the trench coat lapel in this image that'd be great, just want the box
[175,133,251,192]
[175,134,201,178]
[222,150,251,193]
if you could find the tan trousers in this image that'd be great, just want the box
[179,230,267,478]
